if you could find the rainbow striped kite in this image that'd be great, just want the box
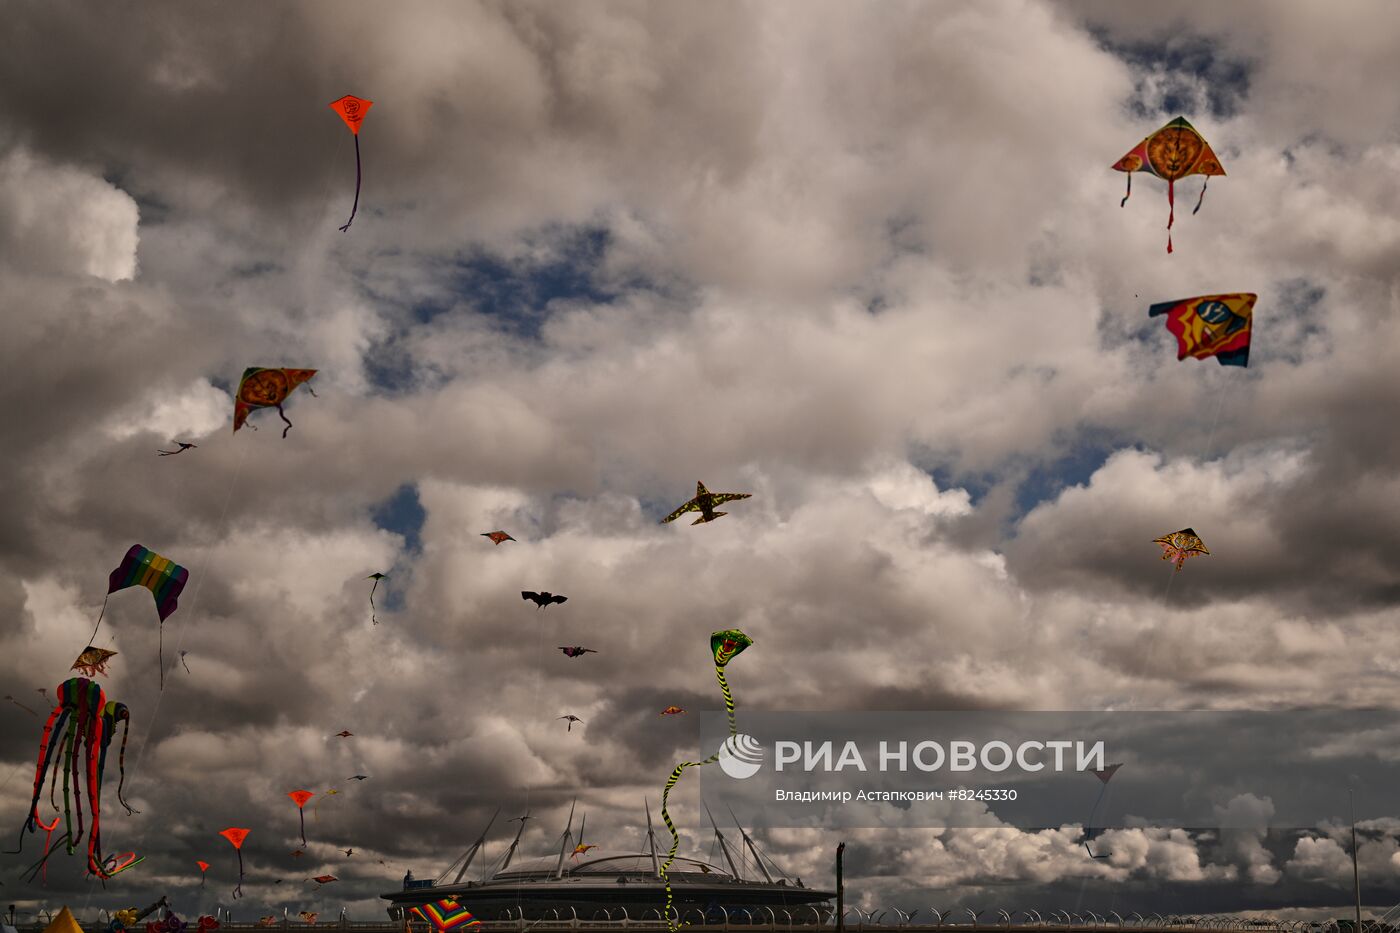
[408,900,480,931]
[108,544,189,622]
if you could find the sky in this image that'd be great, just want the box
[2,0,1400,923]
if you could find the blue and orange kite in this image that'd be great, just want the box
[1148,293,1256,367]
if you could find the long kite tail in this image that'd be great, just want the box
[117,719,137,815]
[299,809,307,846]
[233,849,244,899]
[277,404,293,438]
[715,668,738,737]
[658,753,720,931]
[339,134,362,233]
[1193,175,1209,215]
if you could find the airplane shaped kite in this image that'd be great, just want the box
[661,481,752,525]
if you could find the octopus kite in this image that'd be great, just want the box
[1154,528,1211,572]
[18,678,128,880]
[233,367,318,438]
[98,701,138,815]
[659,629,753,930]
[329,95,373,232]
[1113,116,1226,254]
[661,481,752,525]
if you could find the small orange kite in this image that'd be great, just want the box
[329,95,373,232]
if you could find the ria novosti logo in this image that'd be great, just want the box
[717,734,765,779]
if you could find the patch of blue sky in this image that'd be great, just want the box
[371,482,425,556]
[1091,30,1255,120]
[1011,434,1120,518]
[1252,279,1326,367]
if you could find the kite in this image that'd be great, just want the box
[157,443,198,457]
[95,544,190,689]
[72,646,118,677]
[572,843,598,858]
[557,646,596,658]
[288,790,314,845]
[196,860,210,887]
[343,848,354,857]
[98,701,137,815]
[661,481,752,526]
[219,827,250,899]
[408,900,481,932]
[329,95,373,232]
[660,706,686,716]
[349,774,369,781]
[659,629,754,931]
[298,914,319,926]
[18,677,125,881]
[312,787,340,822]
[233,367,318,438]
[291,849,305,858]
[559,715,583,732]
[1113,116,1226,254]
[1084,763,1123,859]
[103,850,144,876]
[1153,528,1211,572]
[259,919,278,928]
[30,812,61,884]
[179,651,191,674]
[335,731,353,737]
[481,531,515,545]
[366,572,387,625]
[522,591,567,609]
[310,875,338,885]
[1149,293,1256,367]
[6,694,38,716]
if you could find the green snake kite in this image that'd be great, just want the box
[658,629,753,930]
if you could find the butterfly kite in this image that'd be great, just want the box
[288,790,314,845]
[1149,293,1256,367]
[233,367,318,438]
[366,572,387,625]
[92,544,189,688]
[408,900,481,932]
[1113,116,1225,253]
[219,827,250,898]
[661,481,752,525]
[1154,528,1210,572]
[71,646,118,677]
[658,629,754,931]
[330,95,373,232]
[1083,763,1123,859]
[481,531,515,545]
